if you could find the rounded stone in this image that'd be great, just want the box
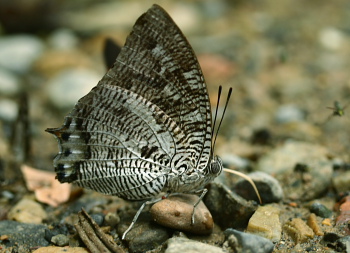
[51,234,69,246]
[234,171,284,203]
[309,202,332,218]
[150,194,213,235]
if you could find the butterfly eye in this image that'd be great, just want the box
[210,161,222,175]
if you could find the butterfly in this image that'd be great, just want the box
[46,4,232,239]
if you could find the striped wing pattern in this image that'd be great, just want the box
[46,4,212,200]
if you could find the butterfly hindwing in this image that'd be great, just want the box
[46,4,212,200]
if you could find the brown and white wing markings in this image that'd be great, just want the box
[46,5,212,200]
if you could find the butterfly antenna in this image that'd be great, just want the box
[211,86,223,143]
[212,87,232,155]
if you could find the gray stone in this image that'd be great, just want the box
[0,98,18,121]
[165,237,225,253]
[118,212,170,253]
[309,202,332,218]
[275,104,305,123]
[0,68,21,96]
[234,171,284,203]
[0,220,49,248]
[0,35,44,74]
[90,213,104,226]
[204,182,257,230]
[224,229,274,253]
[47,69,101,110]
[48,28,79,50]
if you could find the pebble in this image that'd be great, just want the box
[309,202,332,218]
[33,246,89,253]
[219,153,250,170]
[234,171,284,203]
[0,98,18,122]
[307,213,324,236]
[319,27,345,50]
[47,69,102,110]
[0,35,44,74]
[283,218,314,243]
[224,229,274,253]
[0,68,21,96]
[8,198,47,224]
[257,141,332,200]
[48,28,79,50]
[275,104,305,123]
[204,182,257,230]
[335,196,350,227]
[90,213,104,226]
[335,236,350,252]
[150,194,213,235]
[51,234,69,246]
[0,220,49,248]
[165,237,225,253]
[332,171,350,193]
[118,212,170,252]
[246,205,282,242]
[104,212,120,227]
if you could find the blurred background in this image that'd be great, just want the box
[0,0,349,174]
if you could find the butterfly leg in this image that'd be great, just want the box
[191,188,208,224]
[122,194,169,240]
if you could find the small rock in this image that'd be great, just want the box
[118,212,170,253]
[224,229,274,253]
[47,69,102,110]
[319,27,345,50]
[150,194,213,235]
[51,234,69,246]
[307,213,324,236]
[0,220,48,248]
[234,171,284,203]
[48,28,79,50]
[246,205,282,242]
[0,98,18,122]
[0,35,44,74]
[335,236,350,252]
[90,213,104,226]
[322,232,342,249]
[283,218,314,243]
[104,212,120,227]
[0,68,21,96]
[220,153,250,170]
[332,171,350,193]
[8,198,47,224]
[275,104,305,123]
[165,237,225,253]
[204,182,257,230]
[309,202,332,218]
[33,246,89,253]
[335,196,350,227]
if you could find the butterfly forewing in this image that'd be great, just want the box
[46,4,212,200]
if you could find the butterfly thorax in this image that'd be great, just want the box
[164,156,222,194]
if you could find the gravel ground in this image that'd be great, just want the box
[1,0,350,252]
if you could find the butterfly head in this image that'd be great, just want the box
[207,155,223,177]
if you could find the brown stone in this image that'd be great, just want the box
[150,194,213,234]
[283,218,314,243]
[307,213,324,236]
